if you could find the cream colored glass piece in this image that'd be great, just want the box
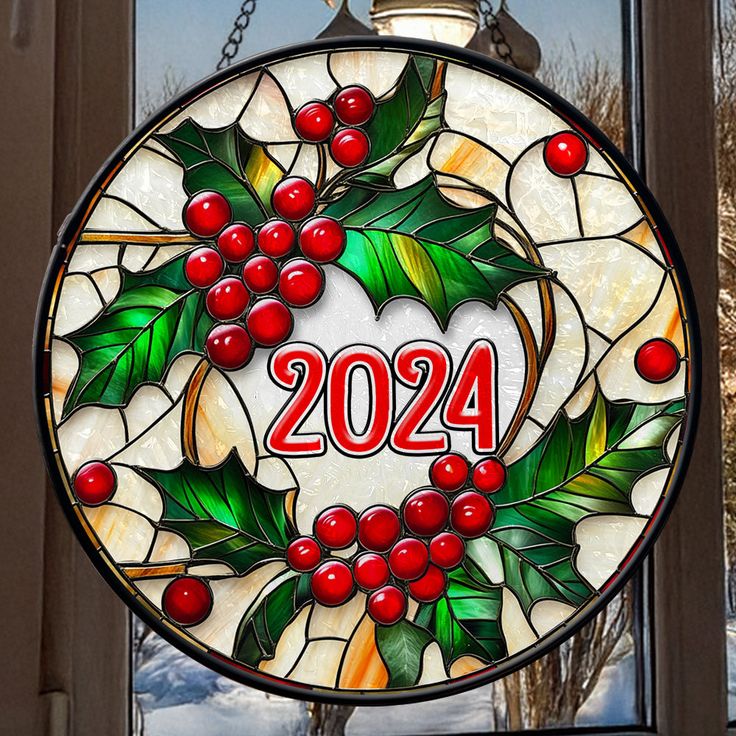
[329,51,409,98]
[51,339,79,420]
[431,131,510,205]
[58,405,127,474]
[271,53,336,108]
[416,643,449,686]
[90,268,120,303]
[288,143,320,182]
[255,456,298,493]
[308,594,366,639]
[85,196,159,232]
[84,505,155,562]
[68,244,121,273]
[465,537,504,584]
[584,148,617,177]
[140,244,195,271]
[267,143,300,171]
[530,600,576,636]
[124,384,173,438]
[506,281,543,349]
[164,354,204,400]
[54,274,104,336]
[260,606,310,677]
[288,639,345,687]
[106,147,188,230]
[393,139,433,189]
[575,515,647,589]
[501,588,538,654]
[621,220,665,262]
[158,72,258,133]
[575,174,644,238]
[444,65,566,162]
[503,419,544,464]
[564,373,597,420]
[509,142,581,243]
[540,239,663,340]
[529,285,586,425]
[239,72,295,143]
[112,398,183,470]
[148,530,191,563]
[110,465,163,521]
[193,368,257,472]
[631,467,670,516]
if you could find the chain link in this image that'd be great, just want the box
[217,0,258,71]
[478,0,515,68]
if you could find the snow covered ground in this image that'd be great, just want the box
[134,619,639,735]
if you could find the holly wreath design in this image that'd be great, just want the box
[42,48,692,695]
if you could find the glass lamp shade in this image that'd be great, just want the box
[318,0,377,38]
[371,0,479,47]
[467,7,541,74]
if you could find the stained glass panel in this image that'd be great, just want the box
[36,36,693,710]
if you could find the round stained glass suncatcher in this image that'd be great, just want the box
[35,38,699,703]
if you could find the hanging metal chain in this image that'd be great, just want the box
[216,0,258,71]
[478,0,516,68]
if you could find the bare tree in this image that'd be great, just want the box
[138,66,187,123]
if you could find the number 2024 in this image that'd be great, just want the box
[265,340,498,458]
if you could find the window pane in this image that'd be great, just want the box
[132,2,648,733]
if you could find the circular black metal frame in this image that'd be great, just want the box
[33,35,701,706]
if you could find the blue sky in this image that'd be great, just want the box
[135,0,623,121]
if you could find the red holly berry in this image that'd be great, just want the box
[311,560,355,607]
[286,536,322,572]
[368,585,406,625]
[217,223,255,263]
[389,538,429,581]
[163,576,212,627]
[451,491,494,539]
[358,505,401,553]
[279,259,324,308]
[353,552,390,591]
[206,277,249,321]
[471,457,507,494]
[184,191,232,238]
[408,564,447,603]
[429,531,465,569]
[246,298,293,346]
[299,217,346,263]
[635,339,680,383]
[185,247,224,288]
[334,85,375,126]
[272,177,316,221]
[330,128,370,168]
[73,461,117,505]
[294,101,335,142]
[544,131,588,177]
[258,220,296,258]
[205,323,253,370]
[242,255,279,294]
[403,489,449,537]
[314,505,358,549]
[430,453,469,492]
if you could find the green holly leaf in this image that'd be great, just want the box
[137,451,295,576]
[154,119,284,226]
[323,176,547,328]
[351,55,446,187]
[375,619,434,688]
[62,254,211,418]
[490,392,685,612]
[415,566,505,666]
[233,568,312,666]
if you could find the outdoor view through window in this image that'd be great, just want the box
[132,2,646,733]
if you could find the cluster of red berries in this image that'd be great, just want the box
[285,453,507,626]
[293,85,375,167]
[182,182,347,370]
